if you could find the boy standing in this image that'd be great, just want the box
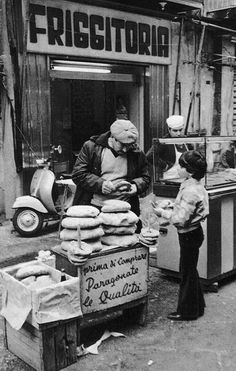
[153,150,209,321]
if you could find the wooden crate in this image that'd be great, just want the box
[0,261,81,328]
[3,317,80,371]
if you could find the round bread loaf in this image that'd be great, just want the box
[141,228,160,239]
[67,251,88,265]
[15,264,49,279]
[61,238,103,253]
[139,235,157,246]
[60,226,104,241]
[103,224,136,235]
[100,210,139,226]
[61,240,93,256]
[62,217,100,229]
[140,235,157,243]
[66,205,100,218]
[115,180,132,192]
[101,199,131,213]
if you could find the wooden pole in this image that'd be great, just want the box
[185,25,206,135]
[172,18,183,115]
[77,225,81,249]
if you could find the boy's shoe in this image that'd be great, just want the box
[167,312,198,321]
[167,312,182,320]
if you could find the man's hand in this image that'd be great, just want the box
[120,183,137,195]
[102,180,115,194]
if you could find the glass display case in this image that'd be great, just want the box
[152,136,236,191]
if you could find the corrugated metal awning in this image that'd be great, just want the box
[205,0,236,13]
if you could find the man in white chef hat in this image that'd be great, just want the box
[72,119,150,231]
[146,115,189,179]
[166,115,185,138]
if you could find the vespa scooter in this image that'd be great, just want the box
[12,156,76,237]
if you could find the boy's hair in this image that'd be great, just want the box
[179,150,207,180]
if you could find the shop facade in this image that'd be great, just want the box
[1,0,236,218]
[26,0,171,165]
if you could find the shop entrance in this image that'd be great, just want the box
[50,61,149,172]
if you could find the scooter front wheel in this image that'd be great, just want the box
[12,208,44,237]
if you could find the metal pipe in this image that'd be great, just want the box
[192,18,236,35]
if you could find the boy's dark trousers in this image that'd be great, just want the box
[177,225,205,319]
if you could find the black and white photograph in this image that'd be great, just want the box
[1,0,236,370]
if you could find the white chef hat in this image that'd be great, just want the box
[166,115,185,129]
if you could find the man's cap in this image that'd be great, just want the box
[110,120,138,144]
[166,115,184,129]
[179,150,207,174]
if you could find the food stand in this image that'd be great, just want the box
[152,136,236,291]
[55,203,151,328]
[1,199,155,371]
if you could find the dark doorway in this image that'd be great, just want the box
[50,62,149,171]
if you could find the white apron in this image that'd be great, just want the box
[163,145,183,180]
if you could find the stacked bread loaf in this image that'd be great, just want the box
[99,200,139,247]
[139,227,159,247]
[60,205,104,253]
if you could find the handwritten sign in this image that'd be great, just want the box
[80,246,148,313]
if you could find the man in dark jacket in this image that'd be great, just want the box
[72,120,150,230]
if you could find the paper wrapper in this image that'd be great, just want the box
[0,261,82,330]
[0,272,31,330]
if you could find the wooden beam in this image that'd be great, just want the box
[166,0,203,8]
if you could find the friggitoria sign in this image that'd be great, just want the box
[80,246,148,313]
[206,0,236,12]
[27,0,171,64]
